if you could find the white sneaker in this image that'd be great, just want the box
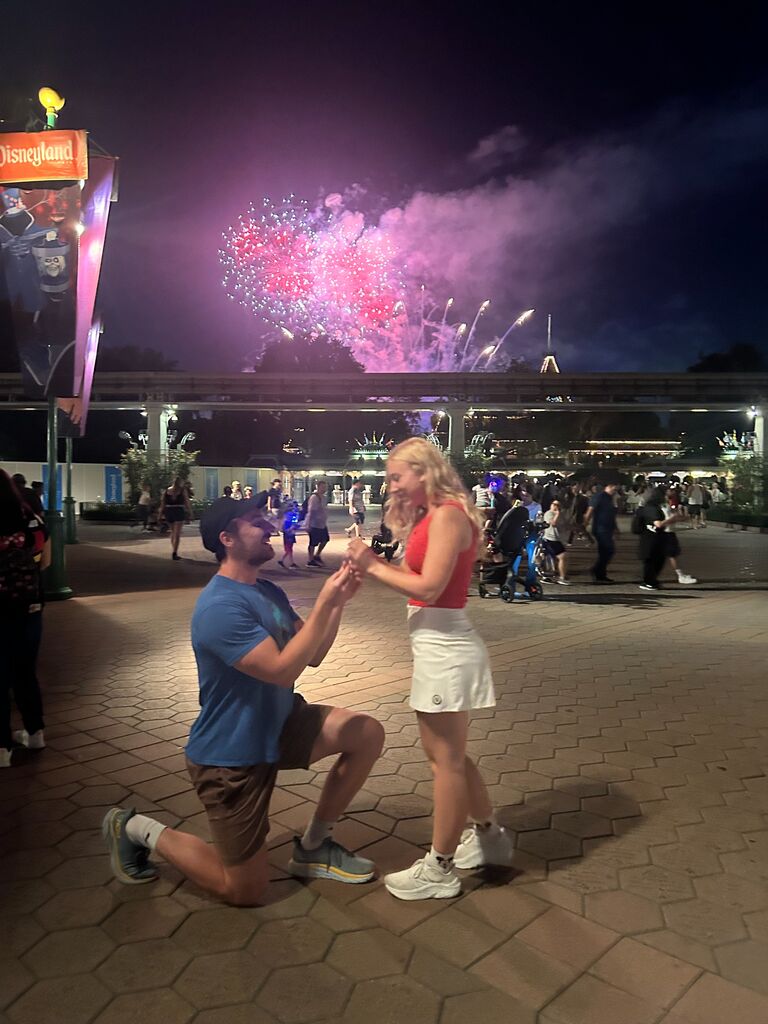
[13,729,46,749]
[384,857,461,901]
[454,825,515,869]
[676,573,697,585]
[556,577,571,586]
[0,748,11,768]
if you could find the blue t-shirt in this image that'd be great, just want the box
[186,575,300,767]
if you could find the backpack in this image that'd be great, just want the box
[0,530,40,605]
[298,495,310,522]
[630,509,644,535]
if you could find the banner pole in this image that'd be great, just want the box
[44,396,72,600]
[63,435,78,544]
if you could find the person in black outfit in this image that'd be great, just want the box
[637,485,678,590]
[585,483,619,582]
[1,469,49,767]
[160,477,192,560]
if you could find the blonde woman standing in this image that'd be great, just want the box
[347,438,513,900]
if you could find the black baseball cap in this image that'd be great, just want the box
[200,493,269,553]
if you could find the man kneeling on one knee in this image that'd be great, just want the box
[103,495,384,906]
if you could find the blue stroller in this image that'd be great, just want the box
[478,506,545,602]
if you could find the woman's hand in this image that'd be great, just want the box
[346,538,376,573]
[318,563,363,608]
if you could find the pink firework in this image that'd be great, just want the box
[221,198,325,330]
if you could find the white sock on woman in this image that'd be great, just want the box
[471,811,498,830]
[426,847,455,873]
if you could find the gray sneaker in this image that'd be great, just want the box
[102,808,159,885]
[287,836,375,883]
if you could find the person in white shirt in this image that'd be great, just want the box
[345,480,367,539]
[542,500,571,584]
[663,490,697,584]
[686,480,705,529]
[521,490,542,521]
[305,482,330,567]
[472,480,491,509]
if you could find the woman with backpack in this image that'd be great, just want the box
[0,469,50,767]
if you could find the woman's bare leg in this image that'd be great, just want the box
[417,711,470,855]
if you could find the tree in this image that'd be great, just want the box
[721,453,767,512]
[120,446,199,505]
[253,332,365,374]
[97,346,179,372]
[688,344,765,373]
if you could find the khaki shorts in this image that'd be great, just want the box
[186,694,330,866]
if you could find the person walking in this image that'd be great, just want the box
[0,470,49,768]
[585,482,620,582]
[160,477,192,560]
[345,479,367,539]
[686,478,705,529]
[347,438,513,901]
[542,499,571,584]
[136,481,152,531]
[267,479,283,516]
[306,480,330,567]
[103,495,383,903]
[278,501,299,569]
[638,484,679,591]
[663,488,697,585]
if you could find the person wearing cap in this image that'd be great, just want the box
[103,494,384,905]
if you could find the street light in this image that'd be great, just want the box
[118,430,137,449]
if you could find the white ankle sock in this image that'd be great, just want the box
[301,817,334,850]
[126,813,167,851]
[426,847,455,873]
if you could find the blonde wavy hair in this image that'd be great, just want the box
[383,437,486,547]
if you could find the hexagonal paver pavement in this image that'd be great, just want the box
[2,522,767,1024]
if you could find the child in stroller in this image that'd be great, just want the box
[478,503,545,602]
[370,520,400,562]
[370,495,400,562]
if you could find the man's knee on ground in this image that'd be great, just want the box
[223,875,267,907]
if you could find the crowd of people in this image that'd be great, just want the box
[469,471,726,590]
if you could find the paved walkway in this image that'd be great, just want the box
[1,517,767,1024]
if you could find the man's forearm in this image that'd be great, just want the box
[274,601,337,685]
[308,606,343,667]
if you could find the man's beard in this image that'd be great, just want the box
[247,550,273,566]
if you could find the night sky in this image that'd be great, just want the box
[4,2,767,373]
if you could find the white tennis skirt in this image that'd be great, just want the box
[407,606,496,713]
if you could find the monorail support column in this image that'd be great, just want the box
[446,403,469,459]
[145,402,171,456]
[754,411,765,458]
[754,410,765,512]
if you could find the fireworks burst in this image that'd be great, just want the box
[220,195,532,371]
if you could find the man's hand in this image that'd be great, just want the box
[318,563,362,608]
[346,538,376,573]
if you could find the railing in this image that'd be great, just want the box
[0,371,766,408]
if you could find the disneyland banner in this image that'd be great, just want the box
[0,130,116,436]
[0,130,88,185]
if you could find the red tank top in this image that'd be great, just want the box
[405,501,476,609]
